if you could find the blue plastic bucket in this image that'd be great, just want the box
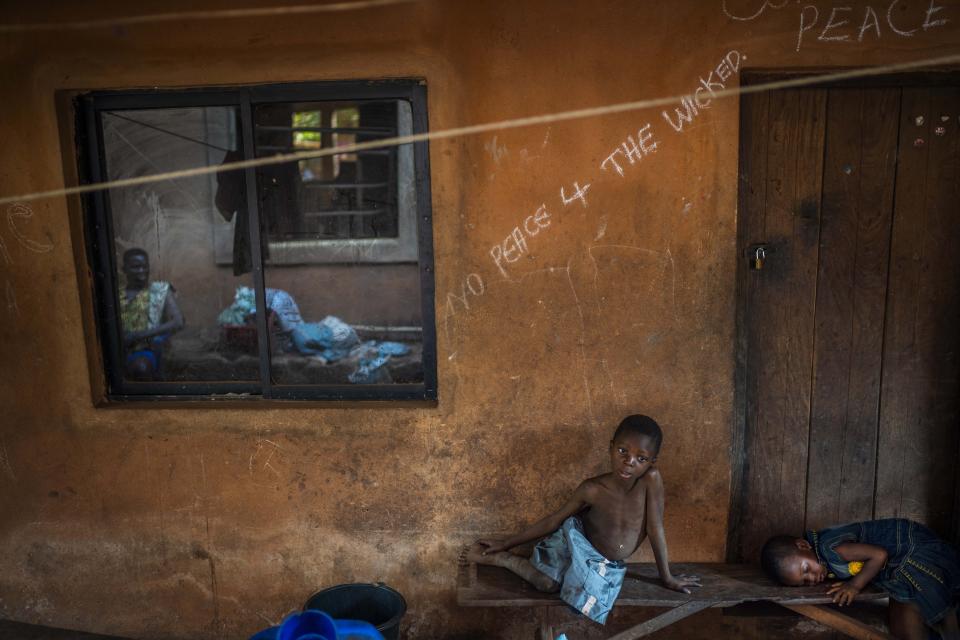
[303,583,406,640]
[248,609,383,640]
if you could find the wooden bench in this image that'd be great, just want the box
[457,562,894,640]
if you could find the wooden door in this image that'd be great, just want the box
[730,84,960,563]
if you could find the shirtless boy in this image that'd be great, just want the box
[464,415,699,624]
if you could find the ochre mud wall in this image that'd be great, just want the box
[0,1,957,638]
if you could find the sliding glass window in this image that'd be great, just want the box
[79,80,436,401]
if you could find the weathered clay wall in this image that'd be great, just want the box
[0,1,957,638]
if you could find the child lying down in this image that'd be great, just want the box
[762,519,960,640]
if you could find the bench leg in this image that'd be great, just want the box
[537,621,555,640]
[537,605,554,640]
[781,604,898,640]
[604,600,719,640]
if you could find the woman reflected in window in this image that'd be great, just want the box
[118,248,184,380]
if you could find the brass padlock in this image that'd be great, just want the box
[746,243,774,271]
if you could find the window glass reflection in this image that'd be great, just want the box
[253,99,424,386]
[100,106,259,383]
[95,95,428,392]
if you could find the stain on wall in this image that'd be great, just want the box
[0,0,957,638]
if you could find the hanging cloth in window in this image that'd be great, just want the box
[215,149,255,275]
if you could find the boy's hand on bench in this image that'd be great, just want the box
[827,581,860,606]
[477,539,509,555]
[661,574,702,594]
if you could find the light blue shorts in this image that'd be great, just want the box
[530,516,626,624]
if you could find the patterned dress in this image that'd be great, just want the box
[120,281,172,366]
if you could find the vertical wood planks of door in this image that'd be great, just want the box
[737,88,826,561]
[876,87,960,536]
[805,88,899,531]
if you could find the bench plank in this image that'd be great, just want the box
[458,562,891,640]
[457,562,886,608]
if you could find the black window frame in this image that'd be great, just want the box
[77,79,437,402]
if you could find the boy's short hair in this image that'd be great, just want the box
[123,247,148,265]
[613,415,663,452]
[760,535,799,583]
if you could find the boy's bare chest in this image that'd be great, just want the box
[588,485,647,527]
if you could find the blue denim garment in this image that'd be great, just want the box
[530,516,626,625]
[806,519,960,625]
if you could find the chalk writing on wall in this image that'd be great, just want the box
[1,203,54,319]
[490,205,552,278]
[662,51,742,133]
[722,0,788,21]
[443,51,742,332]
[445,272,485,317]
[722,0,952,52]
[480,179,592,283]
[594,216,608,241]
[484,135,509,166]
[249,435,283,488]
[2,203,54,258]
[559,182,591,208]
[444,175,594,324]
[602,125,659,176]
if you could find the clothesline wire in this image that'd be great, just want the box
[0,0,422,33]
[2,52,959,208]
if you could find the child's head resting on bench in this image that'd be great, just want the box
[760,535,828,587]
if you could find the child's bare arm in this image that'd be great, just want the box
[477,481,591,554]
[827,542,888,606]
[644,469,701,593]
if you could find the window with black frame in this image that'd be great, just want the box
[79,81,436,400]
